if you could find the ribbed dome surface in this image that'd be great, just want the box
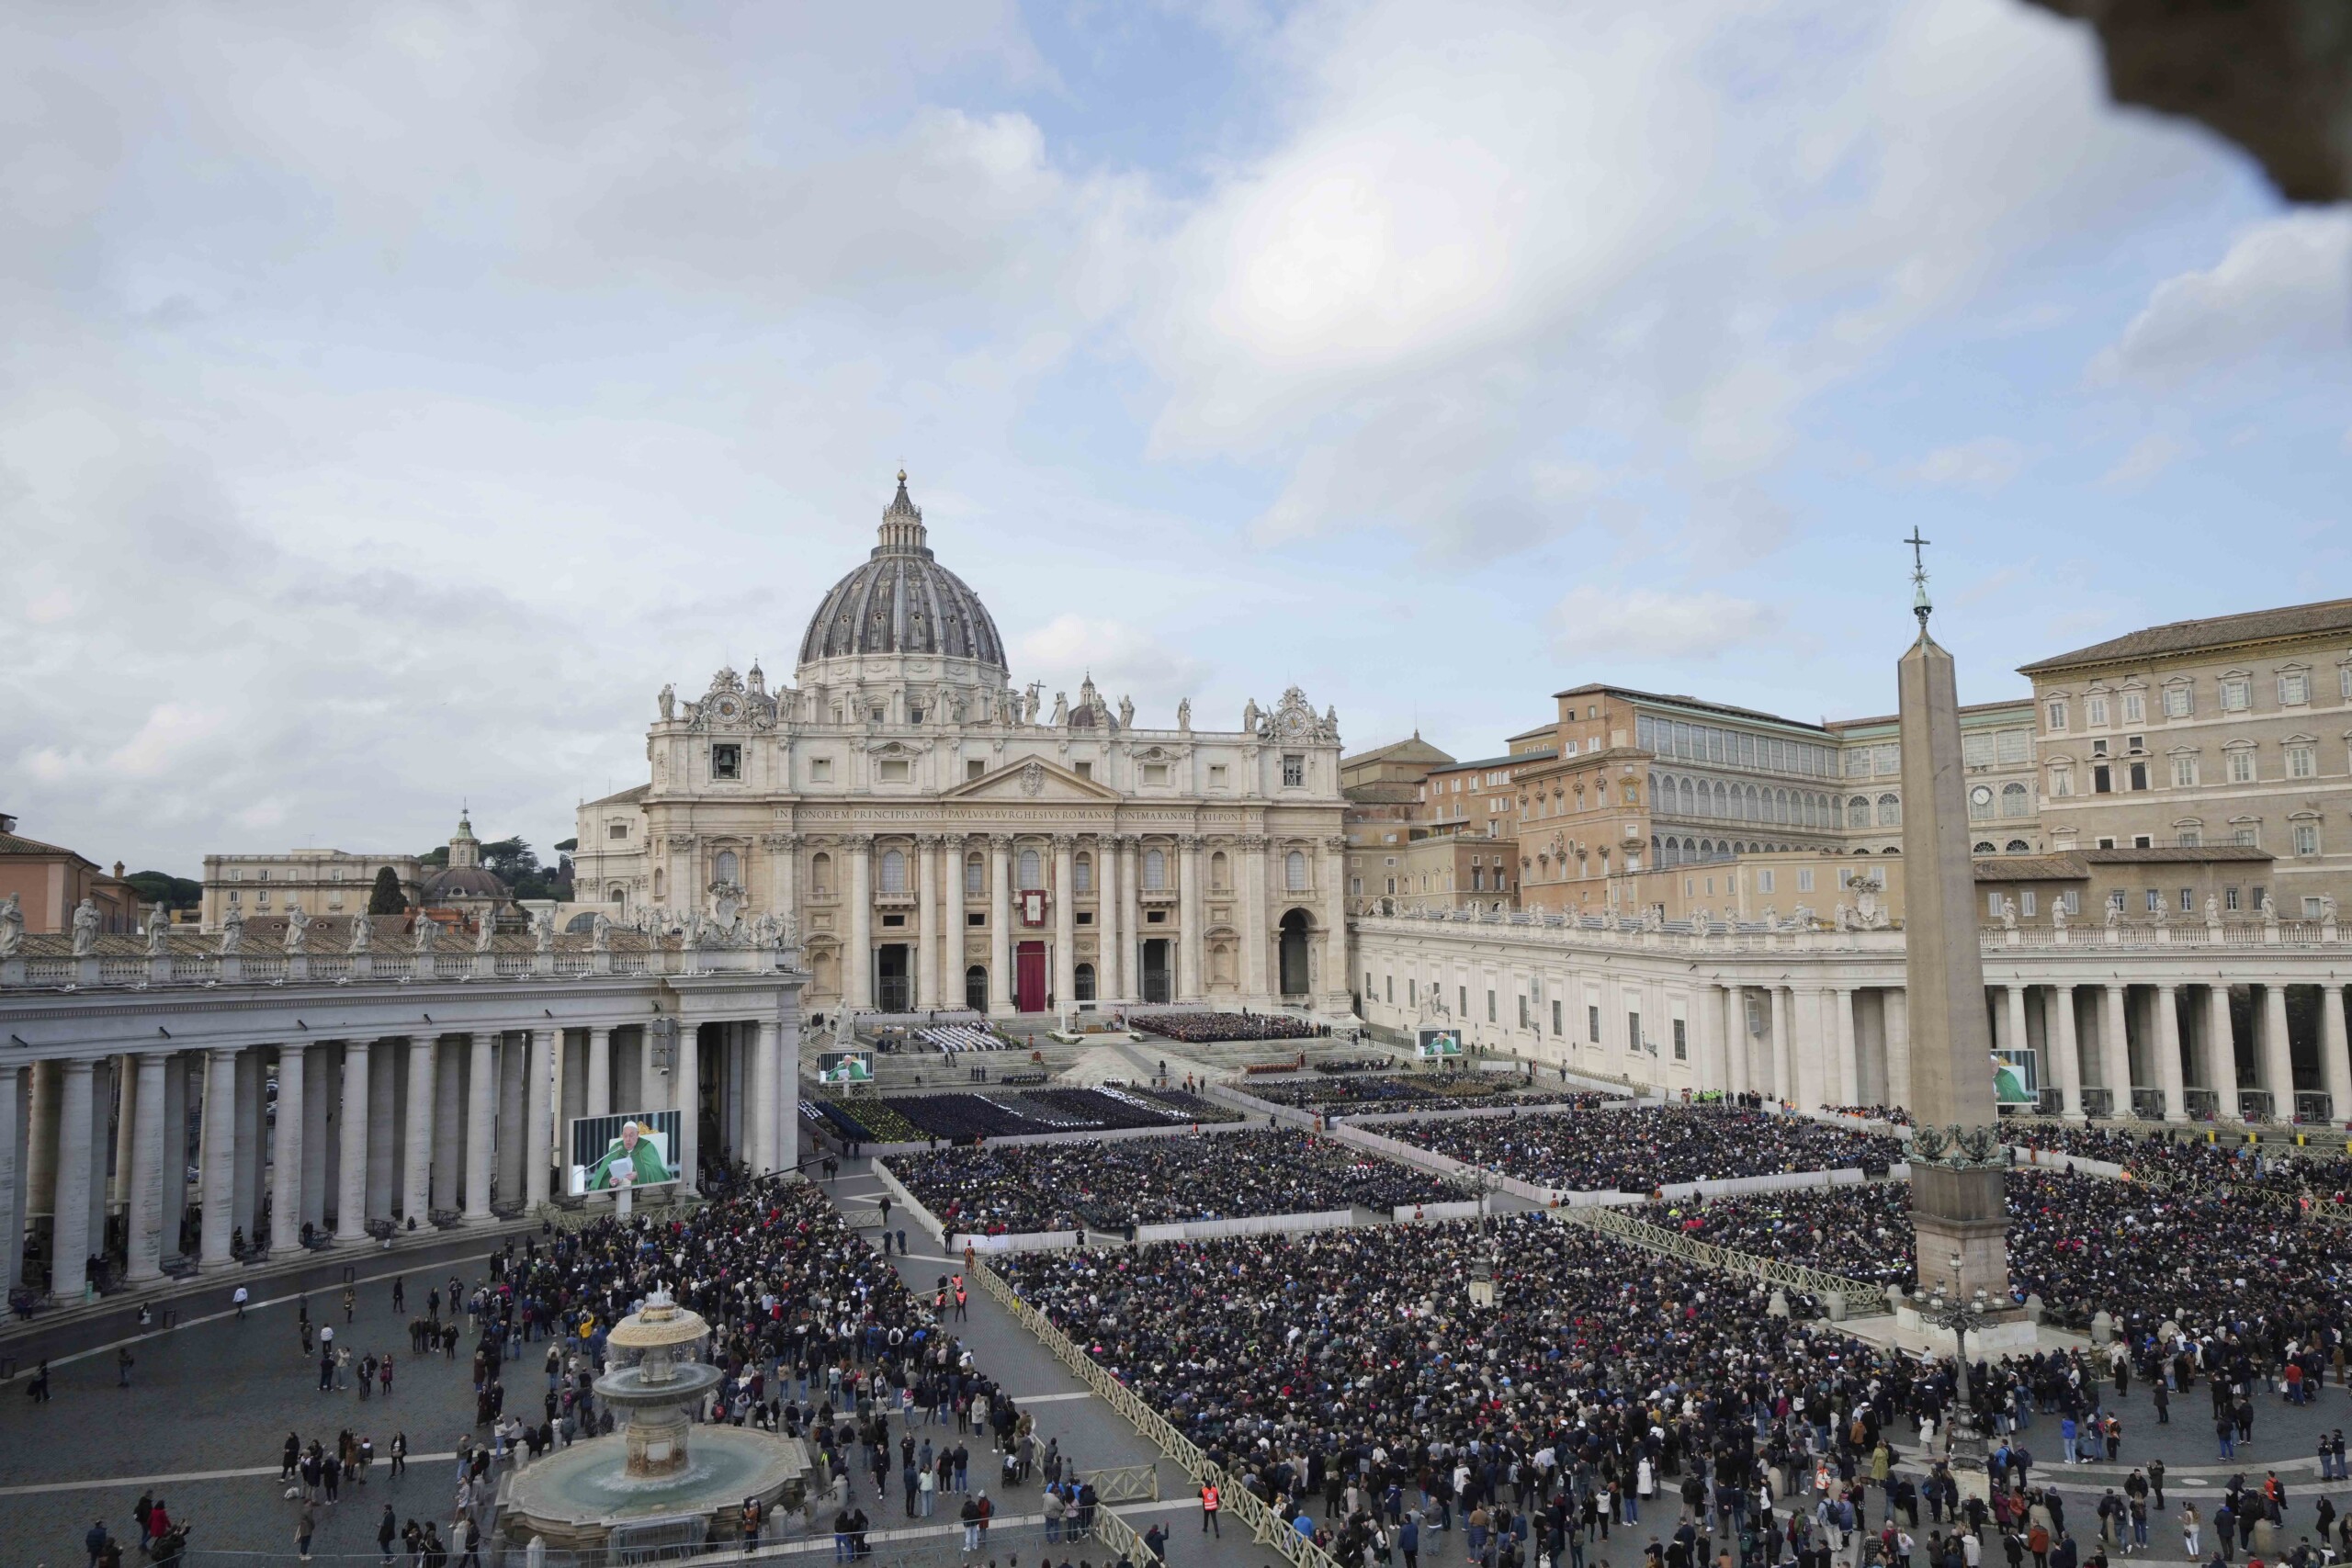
[797,476,1007,671]
[422,865,508,901]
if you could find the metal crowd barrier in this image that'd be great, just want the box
[1550,1202,1892,1319]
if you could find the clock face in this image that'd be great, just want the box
[1970,786,1993,807]
[718,699,740,719]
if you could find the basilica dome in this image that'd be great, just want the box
[797,473,1006,673]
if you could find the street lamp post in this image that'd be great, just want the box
[1917,1250,1996,1498]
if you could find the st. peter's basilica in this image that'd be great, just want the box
[572,474,1351,1019]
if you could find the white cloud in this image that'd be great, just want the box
[1905,437,2026,492]
[1011,615,1210,719]
[2090,211,2352,386]
[2099,432,2199,490]
[1551,585,1781,660]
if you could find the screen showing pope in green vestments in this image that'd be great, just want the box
[567,1110,680,1196]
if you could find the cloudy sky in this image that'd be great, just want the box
[5,0,2346,877]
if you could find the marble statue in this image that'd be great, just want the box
[833,1007,854,1047]
[591,912,612,952]
[2206,894,2222,925]
[219,905,245,954]
[71,897,100,956]
[2260,892,2280,929]
[0,891,20,957]
[2324,894,2340,925]
[1857,888,1886,929]
[1834,902,1855,932]
[283,904,311,952]
[146,907,173,956]
[347,913,372,953]
[1117,694,1134,728]
[1022,683,1042,724]
[1049,691,1069,727]
[948,690,967,724]
[532,907,556,953]
[1176,698,1191,734]
[2148,899,2168,928]
[2051,898,2068,932]
[1242,697,1261,733]
[413,912,440,953]
[1998,897,2018,931]
[475,909,498,952]
[658,683,675,720]
[2103,899,2121,929]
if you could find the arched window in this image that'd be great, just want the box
[1143,848,1166,890]
[1018,849,1042,889]
[715,849,739,885]
[2005,840,2030,854]
[965,852,983,897]
[653,868,664,897]
[2000,782,2030,818]
[1877,794,1900,827]
[1679,778,1696,817]
[1284,850,1307,891]
[808,853,831,895]
[1210,851,1229,890]
[1973,841,1996,854]
[1848,795,1870,828]
[1714,781,1729,818]
[879,849,907,894]
[1074,853,1093,894]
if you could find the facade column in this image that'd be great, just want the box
[2261,982,2296,1119]
[1099,834,1123,1003]
[51,1058,96,1302]
[2052,985,2084,1118]
[586,1026,612,1116]
[940,834,965,1011]
[526,1027,555,1208]
[402,1037,435,1223]
[1123,840,1144,1002]
[2205,985,2234,1110]
[0,1066,23,1293]
[125,1051,167,1281]
[752,1019,779,1173]
[2154,983,2188,1122]
[2100,984,2132,1117]
[1770,987,1795,1103]
[337,1041,371,1242]
[464,1032,494,1221]
[1241,837,1270,1001]
[916,836,940,1010]
[1052,835,1077,1010]
[1178,836,1204,1002]
[987,836,1013,1016]
[1884,987,1912,1110]
[676,1021,701,1191]
[198,1048,238,1267]
[269,1043,308,1257]
[1323,836,1350,1010]
[1832,987,1860,1106]
[845,837,874,1010]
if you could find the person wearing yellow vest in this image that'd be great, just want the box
[1200,1480,1221,1537]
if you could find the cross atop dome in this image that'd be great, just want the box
[876,469,930,558]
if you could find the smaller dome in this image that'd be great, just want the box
[423,864,508,901]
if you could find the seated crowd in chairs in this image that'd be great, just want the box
[820,1085,1240,1145]
[1128,1010,1325,1044]
[1390,1104,1904,1191]
[917,1022,1012,1057]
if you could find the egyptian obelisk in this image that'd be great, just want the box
[1896,538,2012,1306]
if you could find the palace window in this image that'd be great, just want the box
[2280,670,2311,705]
[1285,850,1307,891]
[2177,829,2201,848]
[1143,849,1167,890]
[1074,853,1092,894]
[715,850,739,885]
[2287,743,2316,778]
[2226,746,2256,784]
[2086,695,2109,728]
[2121,693,2144,725]
[2220,677,2251,712]
[2163,682,2193,717]
[2000,783,2029,818]
[2294,823,2321,856]
[965,853,984,897]
[2171,754,2199,787]
[1880,793,1904,827]
[1018,849,1043,889]
[1963,734,1994,767]
[879,850,907,894]
[2045,700,2068,732]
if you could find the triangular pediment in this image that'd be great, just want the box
[943,756,1124,803]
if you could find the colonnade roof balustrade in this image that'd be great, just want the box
[1354,907,2346,956]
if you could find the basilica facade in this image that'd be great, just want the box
[573,475,1351,1019]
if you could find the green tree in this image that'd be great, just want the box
[124,871,202,909]
[368,865,406,915]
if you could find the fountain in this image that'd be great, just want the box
[501,1290,809,1553]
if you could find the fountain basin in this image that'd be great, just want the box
[502,1427,810,1552]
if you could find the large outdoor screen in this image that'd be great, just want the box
[566,1110,682,1196]
[1415,1028,1464,1059]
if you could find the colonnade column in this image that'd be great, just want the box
[2262,983,2296,1119]
[1770,987,1794,1103]
[496,1033,525,1204]
[1721,986,1748,1095]
[2205,986,2234,1109]
[2154,983,2187,1122]
[366,1043,396,1221]
[232,1048,261,1242]
[431,1040,463,1213]
[1322,836,1349,1007]
[1884,987,1912,1109]
[752,1019,780,1172]
[300,1045,331,1234]
[1178,836,1204,1002]
[988,836,1013,1017]
[1832,987,1860,1106]
[270,1042,308,1257]
[336,1042,371,1242]
[2100,985,2132,1116]
[199,1048,238,1267]
[676,1021,701,1191]
[2001,985,2030,1085]
[916,836,940,1011]
[111,1057,138,1220]
[845,838,874,1011]
[160,1056,188,1263]
[586,1026,612,1116]
[525,1028,555,1208]
[2052,985,2084,1118]
[1099,835,1123,1004]
[0,1066,22,1293]
[50,1058,96,1301]
[1051,835,1077,1010]
[464,1032,494,1221]
[778,1013,801,1177]
[402,1037,435,1224]
[2323,986,2352,1123]
[124,1051,167,1282]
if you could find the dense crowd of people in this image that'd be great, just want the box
[1639,1168,2352,1337]
[1130,1010,1322,1043]
[1390,1107,1905,1191]
[1249,1075,1621,1115]
[884,1127,1460,1235]
[815,1086,1234,1145]
[1818,1104,1914,1126]
[2009,1124,2352,1202]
